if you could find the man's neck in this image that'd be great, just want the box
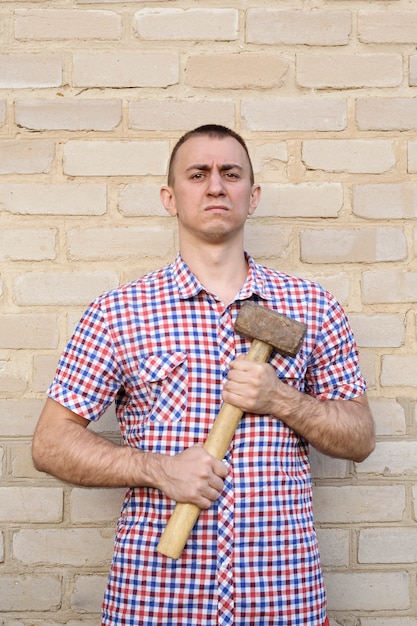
[180,243,249,306]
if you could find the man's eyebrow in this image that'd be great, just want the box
[185,163,244,172]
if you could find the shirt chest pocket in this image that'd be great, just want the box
[138,352,188,423]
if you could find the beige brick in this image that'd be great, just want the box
[0,100,6,126]
[0,399,44,436]
[301,227,406,264]
[15,99,122,131]
[0,487,63,523]
[0,368,27,394]
[368,398,406,436]
[313,486,405,523]
[78,0,157,3]
[0,575,62,611]
[13,529,114,566]
[407,141,417,172]
[13,271,119,306]
[358,441,417,476]
[0,140,54,174]
[324,572,409,611]
[359,350,376,390]
[119,184,167,217]
[307,272,350,306]
[0,229,56,262]
[72,575,107,613]
[357,97,417,131]
[381,355,417,388]
[409,55,417,86]
[1,621,98,626]
[70,487,125,523]
[246,9,351,45]
[134,8,238,40]
[411,485,417,519]
[0,183,107,215]
[297,53,402,89]
[361,616,417,626]
[362,270,417,304]
[0,530,3,562]
[33,354,60,393]
[359,10,417,43]
[247,142,288,174]
[256,183,343,218]
[310,448,348,479]
[11,444,44,478]
[14,9,121,40]
[353,183,417,219]
[316,528,349,567]
[242,98,346,131]
[73,52,179,88]
[348,313,405,348]
[244,223,288,259]
[67,226,175,261]
[302,140,395,174]
[129,99,234,131]
[63,140,169,176]
[186,54,288,89]
[0,314,58,349]
[359,527,417,563]
[0,53,61,88]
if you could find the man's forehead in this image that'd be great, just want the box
[175,135,250,169]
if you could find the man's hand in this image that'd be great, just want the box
[153,446,228,509]
[222,355,278,415]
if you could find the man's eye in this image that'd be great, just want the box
[225,172,239,179]
[191,173,204,179]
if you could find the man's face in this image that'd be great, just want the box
[161,135,260,245]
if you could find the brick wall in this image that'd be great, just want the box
[1,1,416,624]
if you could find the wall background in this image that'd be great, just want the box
[1,0,417,624]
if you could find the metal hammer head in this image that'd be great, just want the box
[234,302,306,357]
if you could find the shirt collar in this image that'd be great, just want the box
[172,253,273,303]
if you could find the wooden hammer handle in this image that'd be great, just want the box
[156,339,273,559]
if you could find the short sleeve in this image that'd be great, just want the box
[47,299,122,421]
[305,297,366,401]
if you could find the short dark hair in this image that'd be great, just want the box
[167,124,254,186]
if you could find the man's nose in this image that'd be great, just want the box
[207,171,226,194]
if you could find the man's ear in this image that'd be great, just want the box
[160,186,177,217]
[248,184,261,216]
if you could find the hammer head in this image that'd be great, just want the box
[234,302,306,358]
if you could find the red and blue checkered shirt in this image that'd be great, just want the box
[48,253,366,626]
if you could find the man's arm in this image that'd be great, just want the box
[222,359,375,462]
[32,397,227,508]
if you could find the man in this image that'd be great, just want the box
[32,125,375,625]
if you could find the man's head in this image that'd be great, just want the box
[167,124,255,187]
[160,124,261,246]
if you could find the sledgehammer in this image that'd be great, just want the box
[156,301,306,560]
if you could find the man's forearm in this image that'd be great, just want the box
[222,360,375,463]
[32,409,156,488]
[32,398,228,507]
[271,385,375,462]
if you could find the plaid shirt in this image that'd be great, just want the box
[48,254,365,626]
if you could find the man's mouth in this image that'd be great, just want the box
[204,205,230,212]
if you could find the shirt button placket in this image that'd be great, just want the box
[216,308,235,625]
[217,454,234,626]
